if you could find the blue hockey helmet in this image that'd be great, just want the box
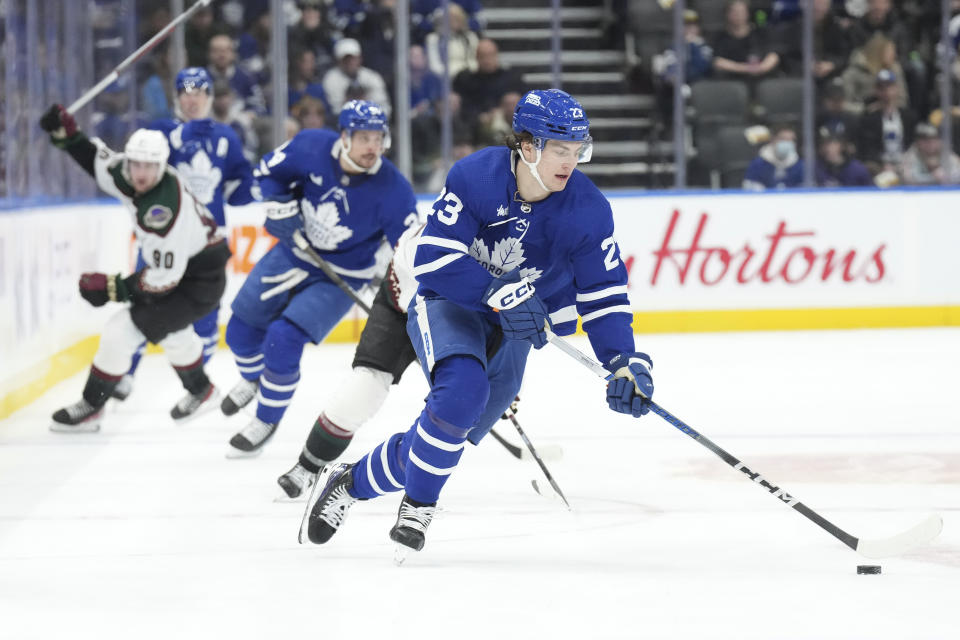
[512,89,592,162]
[175,67,213,94]
[338,99,390,147]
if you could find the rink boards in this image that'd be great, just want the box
[2,187,959,418]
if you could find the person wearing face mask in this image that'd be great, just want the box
[743,124,805,190]
[298,89,655,558]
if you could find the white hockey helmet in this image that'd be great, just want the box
[124,129,170,184]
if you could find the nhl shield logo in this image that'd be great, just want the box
[143,204,173,230]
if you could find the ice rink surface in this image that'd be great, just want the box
[1,328,957,640]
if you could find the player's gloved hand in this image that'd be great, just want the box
[39,104,78,145]
[263,200,303,247]
[484,271,551,349]
[78,272,130,307]
[500,395,520,420]
[604,352,654,418]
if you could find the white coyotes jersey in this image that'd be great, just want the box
[90,137,222,294]
[390,222,425,313]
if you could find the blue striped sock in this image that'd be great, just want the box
[402,408,469,504]
[233,352,264,382]
[255,368,299,425]
[350,432,407,499]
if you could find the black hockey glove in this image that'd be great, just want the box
[604,352,654,418]
[79,272,131,307]
[40,104,80,147]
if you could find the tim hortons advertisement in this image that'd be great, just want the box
[607,189,960,312]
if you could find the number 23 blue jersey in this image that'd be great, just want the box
[414,146,634,364]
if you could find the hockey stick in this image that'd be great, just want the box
[502,407,571,510]
[292,230,566,481]
[545,329,943,559]
[67,0,213,114]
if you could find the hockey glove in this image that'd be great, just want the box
[40,104,79,147]
[263,200,303,248]
[79,272,131,307]
[484,271,551,349]
[604,352,654,418]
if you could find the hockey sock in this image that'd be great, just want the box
[349,432,406,499]
[173,356,212,395]
[402,355,488,504]
[254,318,309,425]
[193,308,220,365]
[82,366,122,408]
[300,413,354,473]
[225,316,266,382]
[126,342,146,376]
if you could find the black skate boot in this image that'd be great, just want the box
[390,494,437,552]
[299,463,360,544]
[110,374,134,401]
[227,417,278,457]
[277,462,318,499]
[220,378,258,416]
[170,384,220,423]
[50,399,104,433]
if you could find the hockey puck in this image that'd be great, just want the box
[856,565,881,575]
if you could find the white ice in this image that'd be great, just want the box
[1,328,957,640]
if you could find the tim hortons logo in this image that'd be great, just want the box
[650,210,887,286]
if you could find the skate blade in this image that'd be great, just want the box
[393,544,411,566]
[49,422,101,434]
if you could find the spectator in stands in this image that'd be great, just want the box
[856,69,916,175]
[900,123,960,185]
[816,77,860,148]
[349,0,399,84]
[474,91,522,148]
[211,79,259,162]
[652,10,714,126]
[815,127,873,186]
[291,95,329,131]
[452,38,525,127]
[140,51,173,122]
[841,33,907,114]
[849,0,912,61]
[237,11,272,83]
[185,6,220,68]
[208,34,268,115]
[426,2,480,79]
[412,0,485,44]
[774,0,850,80]
[288,47,334,117]
[743,124,804,190]
[289,0,336,75]
[711,0,780,82]
[285,116,302,142]
[322,38,391,116]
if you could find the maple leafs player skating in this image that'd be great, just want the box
[39,106,231,432]
[300,89,656,554]
[221,100,418,457]
[112,67,258,402]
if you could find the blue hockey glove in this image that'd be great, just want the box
[484,271,551,349]
[604,352,654,417]
[263,200,302,247]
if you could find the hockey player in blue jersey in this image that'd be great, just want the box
[113,67,258,401]
[222,99,419,456]
[300,89,656,554]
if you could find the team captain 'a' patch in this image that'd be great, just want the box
[142,204,174,230]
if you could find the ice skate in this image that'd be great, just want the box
[226,417,278,457]
[277,462,318,500]
[170,384,220,423]
[220,378,258,416]
[110,374,134,401]
[50,399,104,433]
[299,463,359,544]
[390,494,437,557]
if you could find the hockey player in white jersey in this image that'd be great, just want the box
[40,104,231,432]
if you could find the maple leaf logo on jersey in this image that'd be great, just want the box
[302,199,353,250]
[176,150,221,205]
[469,237,542,282]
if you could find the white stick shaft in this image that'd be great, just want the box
[66,0,212,114]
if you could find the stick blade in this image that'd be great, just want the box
[855,513,943,559]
